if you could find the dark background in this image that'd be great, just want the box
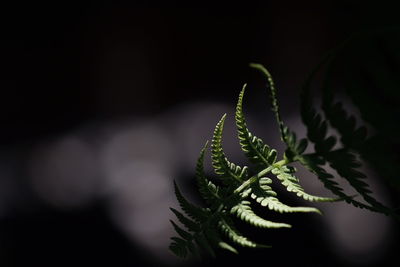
[1,2,400,267]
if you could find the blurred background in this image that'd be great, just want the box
[1,2,400,266]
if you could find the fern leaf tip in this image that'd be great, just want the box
[249,62,263,68]
[202,140,210,149]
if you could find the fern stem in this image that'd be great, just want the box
[274,159,288,167]
[209,164,278,230]
[233,159,288,195]
[233,176,258,195]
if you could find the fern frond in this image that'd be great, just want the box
[211,114,249,184]
[231,200,291,228]
[319,70,394,214]
[326,150,392,214]
[272,166,339,202]
[258,177,277,196]
[170,220,192,240]
[236,85,277,167]
[248,177,277,201]
[169,220,199,258]
[218,216,269,248]
[300,105,337,156]
[256,196,321,214]
[282,127,309,162]
[300,68,338,156]
[297,145,379,212]
[299,62,395,215]
[297,63,379,211]
[169,237,190,258]
[217,241,238,254]
[249,63,285,141]
[322,83,367,150]
[170,59,396,259]
[173,181,210,222]
[327,151,368,189]
[195,141,221,207]
[202,227,239,254]
[250,180,321,214]
[297,155,346,198]
[170,208,200,232]
[249,63,313,163]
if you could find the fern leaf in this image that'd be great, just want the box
[282,127,309,161]
[320,71,393,215]
[170,220,192,240]
[231,200,291,228]
[249,63,286,142]
[211,114,249,183]
[284,127,308,155]
[169,237,189,258]
[297,154,379,211]
[218,216,269,248]
[170,221,199,258]
[257,196,321,214]
[300,69,337,156]
[301,106,337,156]
[258,177,277,196]
[203,227,239,255]
[297,62,380,211]
[322,96,368,150]
[173,181,209,222]
[249,63,309,160]
[321,93,394,210]
[235,85,278,167]
[249,177,277,202]
[218,241,238,254]
[195,141,220,206]
[272,166,338,202]
[326,150,392,214]
[321,63,368,150]
[300,67,391,213]
[170,208,200,232]
[297,155,345,197]
[250,181,321,214]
